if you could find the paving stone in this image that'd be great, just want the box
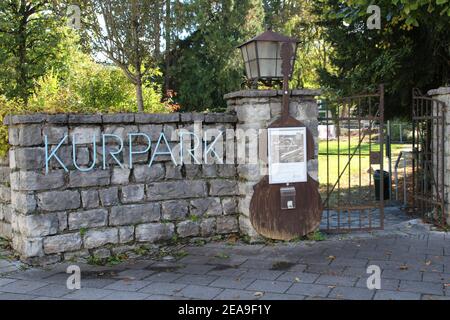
[315,275,358,287]
[247,280,292,293]
[173,274,218,286]
[104,280,151,292]
[399,280,444,295]
[102,291,150,300]
[240,259,276,270]
[144,272,184,282]
[63,288,113,300]
[382,269,423,281]
[260,293,305,300]
[286,283,331,298]
[422,272,450,283]
[207,266,246,278]
[240,269,283,280]
[209,276,256,290]
[116,269,155,281]
[330,258,368,268]
[0,278,16,287]
[0,280,48,294]
[305,264,345,275]
[80,278,118,289]
[328,286,375,300]
[355,278,400,291]
[138,282,186,295]
[277,272,319,283]
[214,289,260,300]
[0,292,36,300]
[175,284,223,299]
[28,284,72,298]
[422,295,450,300]
[374,290,421,300]
[177,264,216,275]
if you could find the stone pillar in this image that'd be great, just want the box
[224,89,321,240]
[0,155,11,239]
[428,87,450,224]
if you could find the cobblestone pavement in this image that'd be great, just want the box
[1,209,450,300]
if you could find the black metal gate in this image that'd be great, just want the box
[412,89,447,227]
[319,85,385,233]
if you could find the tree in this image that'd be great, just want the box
[85,0,161,112]
[315,0,450,118]
[0,0,67,103]
[169,0,265,111]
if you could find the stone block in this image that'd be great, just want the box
[37,190,80,212]
[43,233,82,254]
[190,198,222,216]
[0,185,11,203]
[222,197,237,215]
[13,235,44,257]
[209,180,238,196]
[69,126,101,144]
[110,203,160,226]
[9,124,43,146]
[216,216,238,234]
[11,192,36,214]
[10,147,45,170]
[83,228,119,249]
[119,226,135,244]
[10,170,65,191]
[68,209,108,230]
[177,221,200,238]
[0,167,10,184]
[69,170,110,188]
[43,126,69,145]
[121,184,145,203]
[133,164,165,183]
[135,223,174,242]
[99,187,119,206]
[135,113,180,124]
[217,165,236,178]
[235,104,271,122]
[17,213,59,237]
[81,190,100,209]
[111,167,130,185]
[200,218,216,237]
[147,181,207,201]
[102,114,135,123]
[162,200,189,221]
[165,164,182,179]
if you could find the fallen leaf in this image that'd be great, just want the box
[425,261,431,266]
[294,277,300,283]
[328,285,336,289]
[328,255,336,261]
[399,265,408,270]
[254,292,264,297]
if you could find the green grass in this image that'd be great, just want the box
[318,137,412,207]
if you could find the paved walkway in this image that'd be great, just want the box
[0,209,449,300]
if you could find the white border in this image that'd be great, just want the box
[268,127,308,184]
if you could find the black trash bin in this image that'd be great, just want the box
[374,170,390,200]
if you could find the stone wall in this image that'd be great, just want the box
[0,155,11,239]
[224,89,321,240]
[2,89,321,265]
[428,87,450,224]
[3,113,240,265]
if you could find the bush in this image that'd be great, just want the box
[0,54,177,157]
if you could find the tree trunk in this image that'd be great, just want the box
[17,0,29,104]
[164,0,171,93]
[135,79,144,113]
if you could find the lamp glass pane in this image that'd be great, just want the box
[257,41,278,59]
[259,59,277,78]
[246,42,257,61]
[245,62,251,78]
[249,60,259,79]
[240,47,249,63]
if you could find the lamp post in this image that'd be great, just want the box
[238,30,299,119]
